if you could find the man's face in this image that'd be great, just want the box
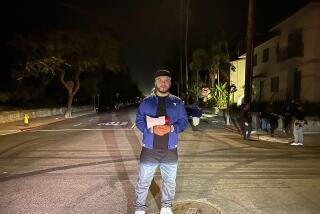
[155,76,171,94]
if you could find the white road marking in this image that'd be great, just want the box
[305,131,320,134]
[73,123,82,126]
[258,135,290,144]
[0,130,21,135]
[32,128,134,132]
[97,122,129,126]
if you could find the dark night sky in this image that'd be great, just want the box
[0,0,310,95]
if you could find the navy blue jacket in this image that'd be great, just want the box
[191,104,202,118]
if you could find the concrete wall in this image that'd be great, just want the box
[251,112,320,132]
[304,118,320,132]
[0,105,93,124]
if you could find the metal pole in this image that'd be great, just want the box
[196,70,199,102]
[97,94,100,110]
[175,81,180,97]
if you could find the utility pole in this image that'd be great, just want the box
[179,0,184,98]
[184,0,190,104]
[244,0,255,110]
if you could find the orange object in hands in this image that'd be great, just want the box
[153,125,171,136]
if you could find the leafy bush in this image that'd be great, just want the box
[211,83,228,109]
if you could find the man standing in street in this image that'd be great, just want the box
[135,70,188,214]
[239,103,252,140]
[290,105,307,146]
[191,101,202,131]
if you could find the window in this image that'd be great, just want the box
[253,54,257,66]
[271,76,279,92]
[263,48,269,62]
[288,29,303,57]
[277,43,288,62]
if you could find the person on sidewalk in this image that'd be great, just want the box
[135,69,188,214]
[284,100,299,137]
[290,105,307,146]
[191,101,202,131]
[283,104,293,137]
[260,110,269,131]
[266,113,279,137]
[239,103,252,140]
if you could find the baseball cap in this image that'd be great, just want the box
[154,70,171,79]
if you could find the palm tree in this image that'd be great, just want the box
[189,41,230,94]
[189,48,210,101]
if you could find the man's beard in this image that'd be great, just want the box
[155,85,170,94]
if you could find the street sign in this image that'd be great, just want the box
[202,87,211,102]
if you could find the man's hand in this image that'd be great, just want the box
[153,125,171,136]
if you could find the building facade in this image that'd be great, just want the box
[252,2,320,104]
[230,55,246,105]
[230,3,320,105]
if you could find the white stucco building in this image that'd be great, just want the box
[252,2,320,104]
[230,54,246,105]
[230,3,320,105]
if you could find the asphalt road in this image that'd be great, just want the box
[1,107,320,214]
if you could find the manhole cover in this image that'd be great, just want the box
[173,201,222,214]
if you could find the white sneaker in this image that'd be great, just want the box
[160,207,173,214]
[298,143,304,146]
[135,211,145,214]
[290,142,299,146]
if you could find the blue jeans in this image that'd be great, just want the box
[135,160,178,211]
[294,122,304,144]
[261,118,268,131]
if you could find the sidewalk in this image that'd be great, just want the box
[0,110,95,136]
[201,113,293,144]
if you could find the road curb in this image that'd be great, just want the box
[21,111,96,131]
[214,120,292,144]
[0,111,96,135]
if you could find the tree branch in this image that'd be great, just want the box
[72,70,81,96]
[57,69,70,91]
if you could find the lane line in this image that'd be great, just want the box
[29,128,134,132]
[0,130,21,136]
[305,131,320,134]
